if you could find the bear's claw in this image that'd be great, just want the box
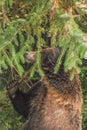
[7,80,19,96]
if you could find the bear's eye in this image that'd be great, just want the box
[48,52,54,59]
[49,52,53,58]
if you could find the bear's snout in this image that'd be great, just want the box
[24,51,36,64]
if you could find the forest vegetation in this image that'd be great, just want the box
[0,0,87,129]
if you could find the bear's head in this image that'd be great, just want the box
[24,47,61,74]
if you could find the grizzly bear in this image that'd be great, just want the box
[6,47,82,130]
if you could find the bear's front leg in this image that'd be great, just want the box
[7,80,28,118]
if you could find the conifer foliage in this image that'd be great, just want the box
[0,0,87,77]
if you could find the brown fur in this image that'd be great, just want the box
[7,47,82,130]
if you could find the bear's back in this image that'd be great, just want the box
[26,75,82,130]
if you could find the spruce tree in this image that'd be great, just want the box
[0,0,87,78]
[0,1,87,129]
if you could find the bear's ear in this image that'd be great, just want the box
[51,48,61,58]
[24,51,36,64]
